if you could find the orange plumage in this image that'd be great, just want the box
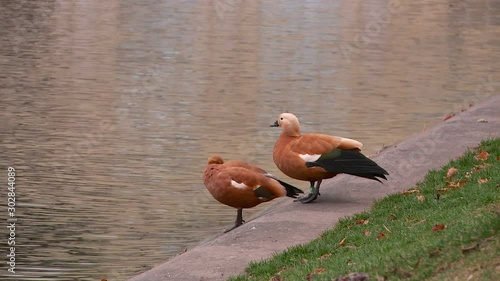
[271,113,388,203]
[203,155,303,232]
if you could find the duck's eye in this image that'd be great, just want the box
[280,117,283,120]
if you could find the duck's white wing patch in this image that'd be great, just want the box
[299,154,322,162]
[231,180,248,189]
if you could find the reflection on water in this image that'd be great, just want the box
[0,0,498,280]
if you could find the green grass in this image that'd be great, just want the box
[230,138,500,281]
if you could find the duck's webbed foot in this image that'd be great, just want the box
[223,222,243,233]
[293,180,322,203]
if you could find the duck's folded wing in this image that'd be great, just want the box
[290,134,363,156]
[223,168,285,198]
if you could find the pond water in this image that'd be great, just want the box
[0,0,498,280]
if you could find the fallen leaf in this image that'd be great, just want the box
[437,188,448,192]
[475,151,489,160]
[446,167,458,178]
[302,258,308,263]
[314,268,326,274]
[363,230,371,236]
[473,163,489,172]
[318,253,332,260]
[417,195,425,201]
[429,249,441,257]
[476,118,488,123]
[101,279,107,281]
[462,243,480,253]
[432,224,446,232]
[436,193,441,200]
[478,178,488,184]
[497,156,500,161]
[339,237,346,246]
[402,189,419,195]
[446,180,467,188]
[270,276,283,281]
[377,232,386,240]
[356,219,369,225]
[306,273,313,281]
[443,113,455,121]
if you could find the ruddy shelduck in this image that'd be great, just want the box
[271,113,388,203]
[203,155,303,232]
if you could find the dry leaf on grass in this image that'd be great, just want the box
[437,188,448,192]
[429,249,441,258]
[356,219,369,225]
[475,151,489,160]
[462,243,480,253]
[339,237,346,246]
[446,167,458,178]
[473,163,489,172]
[318,253,332,260]
[377,232,386,240]
[314,268,327,274]
[446,180,467,188]
[416,195,425,201]
[402,189,419,195]
[363,230,371,236]
[477,178,489,184]
[432,224,446,232]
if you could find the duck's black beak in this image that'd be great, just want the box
[270,120,279,127]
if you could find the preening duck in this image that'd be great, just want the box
[203,155,303,232]
[270,113,388,203]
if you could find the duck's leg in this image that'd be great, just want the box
[224,208,244,233]
[310,180,322,201]
[295,180,321,203]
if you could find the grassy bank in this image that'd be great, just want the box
[230,138,499,281]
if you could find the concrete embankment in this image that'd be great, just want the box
[129,95,500,281]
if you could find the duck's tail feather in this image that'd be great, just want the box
[266,174,304,198]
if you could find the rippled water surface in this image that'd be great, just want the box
[1,0,498,280]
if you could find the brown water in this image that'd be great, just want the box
[0,0,498,280]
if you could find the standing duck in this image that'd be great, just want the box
[270,113,388,203]
[203,155,303,232]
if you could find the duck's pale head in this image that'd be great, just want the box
[271,113,301,137]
